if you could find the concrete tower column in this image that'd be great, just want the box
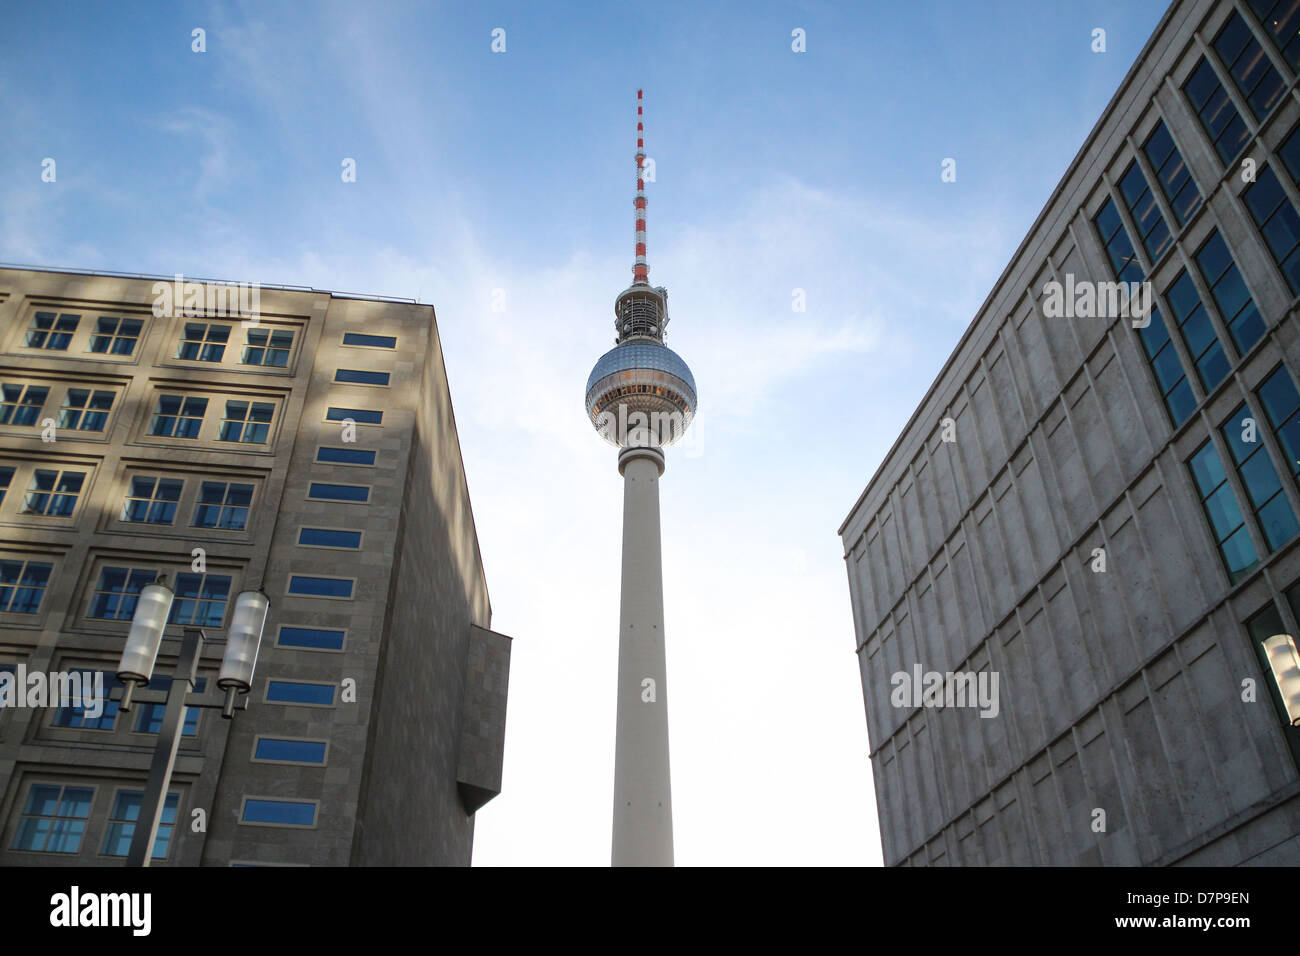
[612,443,673,867]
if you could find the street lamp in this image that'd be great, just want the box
[113,579,270,866]
[1263,633,1300,727]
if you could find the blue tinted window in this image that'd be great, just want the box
[326,407,382,425]
[0,559,53,614]
[254,738,327,764]
[287,575,354,598]
[1196,232,1266,356]
[241,798,316,826]
[1248,0,1300,70]
[1142,120,1202,226]
[1243,165,1300,295]
[342,332,397,349]
[334,368,391,386]
[1118,162,1172,262]
[298,527,362,548]
[1214,11,1285,121]
[51,671,122,730]
[12,784,93,853]
[266,680,336,705]
[316,446,376,465]
[1222,403,1299,550]
[1185,58,1252,163]
[133,678,206,736]
[1163,271,1230,394]
[1190,441,1261,583]
[308,483,369,503]
[1257,365,1300,486]
[102,792,179,858]
[277,626,346,651]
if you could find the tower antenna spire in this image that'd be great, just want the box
[634,89,648,285]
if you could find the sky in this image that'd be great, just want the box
[0,0,1170,865]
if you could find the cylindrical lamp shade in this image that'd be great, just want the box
[1263,633,1300,727]
[218,590,269,693]
[117,582,175,684]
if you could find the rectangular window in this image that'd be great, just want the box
[58,388,114,431]
[122,476,183,525]
[266,680,336,706]
[1248,0,1300,70]
[88,316,144,356]
[277,626,346,651]
[0,466,12,505]
[51,672,122,730]
[23,312,79,351]
[11,784,93,853]
[1185,57,1252,162]
[1278,123,1300,187]
[326,406,383,425]
[1118,161,1173,262]
[1214,10,1286,120]
[1196,231,1266,355]
[170,572,231,627]
[1189,440,1261,583]
[1257,365,1300,486]
[334,368,391,386]
[1243,165,1300,295]
[316,446,376,466]
[89,567,159,621]
[286,575,354,599]
[0,559,53,613]
[307,482,370,503]
[241,328,294,367]
[176,322,230,362]
[342,332,397,349]
[101,792,179,859]
[253,738,328,764]
[297,527,363,549]
[132,678,205,737]
[22,469,85,517]
[218,400,273,443]
[1222,403,1300,550]
[192,481,253,531]
[1142,120,1203,226]
[0,384,49,426]
[241,798,317,827]
[150,395,207,439]
[1162,271,1231,393]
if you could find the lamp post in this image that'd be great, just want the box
[113,578,269,867]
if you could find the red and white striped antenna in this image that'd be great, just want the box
[634,89,649,285]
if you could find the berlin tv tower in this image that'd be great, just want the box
[584,89,697,867]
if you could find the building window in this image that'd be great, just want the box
[1190,440,1260,583]
[1195,231,1266,356]
[23,312,79,351]
[265,680,336,705]
[0,466,12,505]
[307,482,369,503]
[1245,598,1300,766]
[326,406,383,425]
[1163,270,1231,393]
[101,791,179,859]
[170,572,231,627]
[133,678,205,736]
[277,626,346,651]
[1221,403,1299,550]
[89,567,160,621]
[1248,0,1300,69]
[286,575,354,599]
[10,784,93,853]
[297,527,363,549]
[192,481,252,530]
[218,400,273,443]
[342,332,397,349]
[1118,161,1172,262]
[334,368,391,386]
[1142,120,1202,226]
[0,559,52,613]
[0,384,48,426]
[1184,57,1252,163]
[58,388,114,431]
[122,476,183,525]
[150,395,208,439]
[1258,365,1300,485]
[176,322,230,362]
[252,738,328,764]
[51,672,122,730]
[1214,10,1286,121]
[1278,123,1300,186]
[1242,165,1300,295]
[316,446,376,466]
[87,316,144,356]
[22,469,85,517]
[240,797,317,827]
[241,328,293,367]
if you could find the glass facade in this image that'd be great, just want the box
[1190,440,1260,583]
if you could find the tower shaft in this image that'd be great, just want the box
[612,445,674,866]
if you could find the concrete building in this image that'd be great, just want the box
[839,0,1300,866]
[0,265,510,866]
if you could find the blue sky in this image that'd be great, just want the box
[1,1,1169,865]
